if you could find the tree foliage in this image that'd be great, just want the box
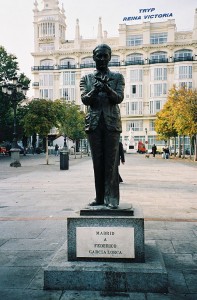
[59,102,86,141]
[155,85,197,159]
[21,99,64,137]
[0,46,30,143]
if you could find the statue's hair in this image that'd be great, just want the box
[93,44,111,55]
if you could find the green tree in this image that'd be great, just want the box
[59,102,86,155]
[0,46,30,143]
[155,85,197,160]
[173,87,197,160]
[21,99,65,164]
[155,86,178,154]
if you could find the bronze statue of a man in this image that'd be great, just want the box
[80,44,125,209]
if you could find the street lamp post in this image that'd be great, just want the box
[1,76,29,167]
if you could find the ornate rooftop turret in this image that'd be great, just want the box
[193,8,197,40]
[97,17,103,43]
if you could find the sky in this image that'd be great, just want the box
[0,0,196,96]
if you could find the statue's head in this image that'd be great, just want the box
[93,44,111,71]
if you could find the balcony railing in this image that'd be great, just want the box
[80,63,96,68]
[173,56,193,62]
[59,64,76,69]
[149,58,168,64]
[31,55,195,71]
[125,60,144,66]
[32,82,39,87]
[32,66,54,71]
[108,61,120,67]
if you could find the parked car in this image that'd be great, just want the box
[0,146,9,155]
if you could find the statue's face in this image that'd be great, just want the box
[93,47,111,71]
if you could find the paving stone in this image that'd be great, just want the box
[172,240,197,254]
[0,239,8,247]
[156,240,175,254]
[145,230,196,241]
[0,250,54,267]
[170,294,197,300]
[167,270,188,293]
[0,289,61,300]
[0,267,39,289]
[163,254,197,270]
[0,238,64,251]
[147,293,171,299]
[183,270,197,293]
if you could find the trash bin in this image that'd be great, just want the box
[60,149,69,170]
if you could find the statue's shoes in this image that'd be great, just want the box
[108,204,118,209]
[88,200,104,206]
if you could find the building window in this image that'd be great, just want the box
[40,59,53,66]
[131,84,143,98]
[126,35,143,46]
[60,88,76,101]
[39,43,55,52]
[179,82,192,89]
[126,101,143,115]
[176,66,192,79]
[150,100,162,114]
[126,53,144,65]
[60,72,76,101]
[39,74,53,86]
[151,67,167,81]
[150,51,168,63]
[60,58,75,66]
[39,89,53,100]
[149,120,155,131]
[174,49,192,61]
[81,57,95,68]
[126,120,143,131]
[130,69,143,82]
[62,72,75,85]
[39,22,55,37]
[150,33,167,44]
[150,83,167,97]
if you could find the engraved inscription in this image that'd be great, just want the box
[76,227,135,258]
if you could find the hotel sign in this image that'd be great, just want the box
[123,8,173,22]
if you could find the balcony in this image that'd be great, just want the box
[59,64,76,69]
[125,60,144,66]
[32,82,39,87]
[80,63,96,69]
[32,66,54,71]
[173,56,193,62]
[108,61,120,67]
[149,58,168,64]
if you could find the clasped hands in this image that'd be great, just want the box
[93,75,114,94]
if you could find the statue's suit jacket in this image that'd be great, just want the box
[80,69,125,133]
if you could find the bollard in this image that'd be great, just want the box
[60,149,69,170]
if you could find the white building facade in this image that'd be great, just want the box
[32,0,197,151]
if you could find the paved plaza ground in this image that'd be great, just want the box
[0,152,196,300]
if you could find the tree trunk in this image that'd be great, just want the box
[74,140,77,159]
[189,136,192,160]
[46,136,49,165]
[194,134,197,161]
[178,135,181,158]
[80,139,83,158]
[174,136,177,157]
[182,135,185,158]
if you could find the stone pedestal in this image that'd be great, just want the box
[44,205,168,292]
[67,206,144,263]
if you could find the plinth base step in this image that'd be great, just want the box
[44,241,168,293]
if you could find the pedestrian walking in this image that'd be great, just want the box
[55,144,59,156]
[152,144,157,157]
